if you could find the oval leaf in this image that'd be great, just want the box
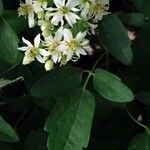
[0,17,21,65]
[128,132,150,150]
[120,13,146,27]
[0,116,19,142]
[44,88,95,150]
[93,68,134,103]
[132,0,150,18]
[31,67,82,97]
[97,14,133,65]
[2,10,27,33]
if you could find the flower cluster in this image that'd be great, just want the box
[18,0,110,71]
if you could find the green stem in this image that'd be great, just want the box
[125,106,150,135]
[83,52,108,90]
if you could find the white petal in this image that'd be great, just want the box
[68,12,80,20]
[23,56,33,65]
[25,0,32,5]
[42,2,48,9]
[51,13,62,26]
[77,47,87,55]
[57,43,66,52]
[33,2,43,13]
[58,55,62,62]
[46,7,58,11]
[75,32,87,43]
[39,49,50,56]
[52,53,59,63]
[62,0,66,6]
[70,7,80,12]
[54,27,63,41]
[63,29,73,42]
[22,37,33,47]
[66,0,79,7]
[65,14,73,27]
[36,55,45,63]
[28,11,35,28]
[66,51,73,61]
[54,0,63,7]
[18,47,28,51]
[34,34,41,47]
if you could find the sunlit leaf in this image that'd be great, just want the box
[45,88,95,150]
[93,69,134,102]
[0,17,22,65]
[97,14,133,65]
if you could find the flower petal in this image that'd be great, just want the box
[36,55,45,63]
[46,7,58,11]
[54,0,63,7]
[18,47,28,51]
[77,47,87,55]
[39,49,50,56]
[66,0,79,8]
[75,31,87,43]
[54,27,63,41]
[65,14,73,27]
[51,13,62,26]
[25,0,32,5]
[52,53,59,63]
[28,11,35,28]
[22,37,33,47]
[33,2,43,13]
[34,34,41,47]
[63,29,73,42]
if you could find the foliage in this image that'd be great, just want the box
[0,0,150,150]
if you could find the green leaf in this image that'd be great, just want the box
[97,14,133,65]
[23,129,48,150]
[132,0,150,18]
[93,69,134,103]
[44,88,95,150]
[0,17,22,65]
[0,116,19,142]
[0,77,23,89]
[2,10,27,33]
[31,67,82,97]
[128,132,150,150]
[120,13,146,27]
[0,0,4,16]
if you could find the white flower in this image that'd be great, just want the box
[46,0,80,27]
[18,34,49,65]
[34,0,48,9]
[43,27,65,63]
[63,28,88,61]
[18,0,43,27]
[80,0,90,19]
[90,0,110,21]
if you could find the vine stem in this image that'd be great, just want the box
[83,52,108,90]
[124,106,150,135]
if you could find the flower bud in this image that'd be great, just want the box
[45,60,54,71]
[37,11,45,19]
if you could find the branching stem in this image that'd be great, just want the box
[83,52,108,90]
